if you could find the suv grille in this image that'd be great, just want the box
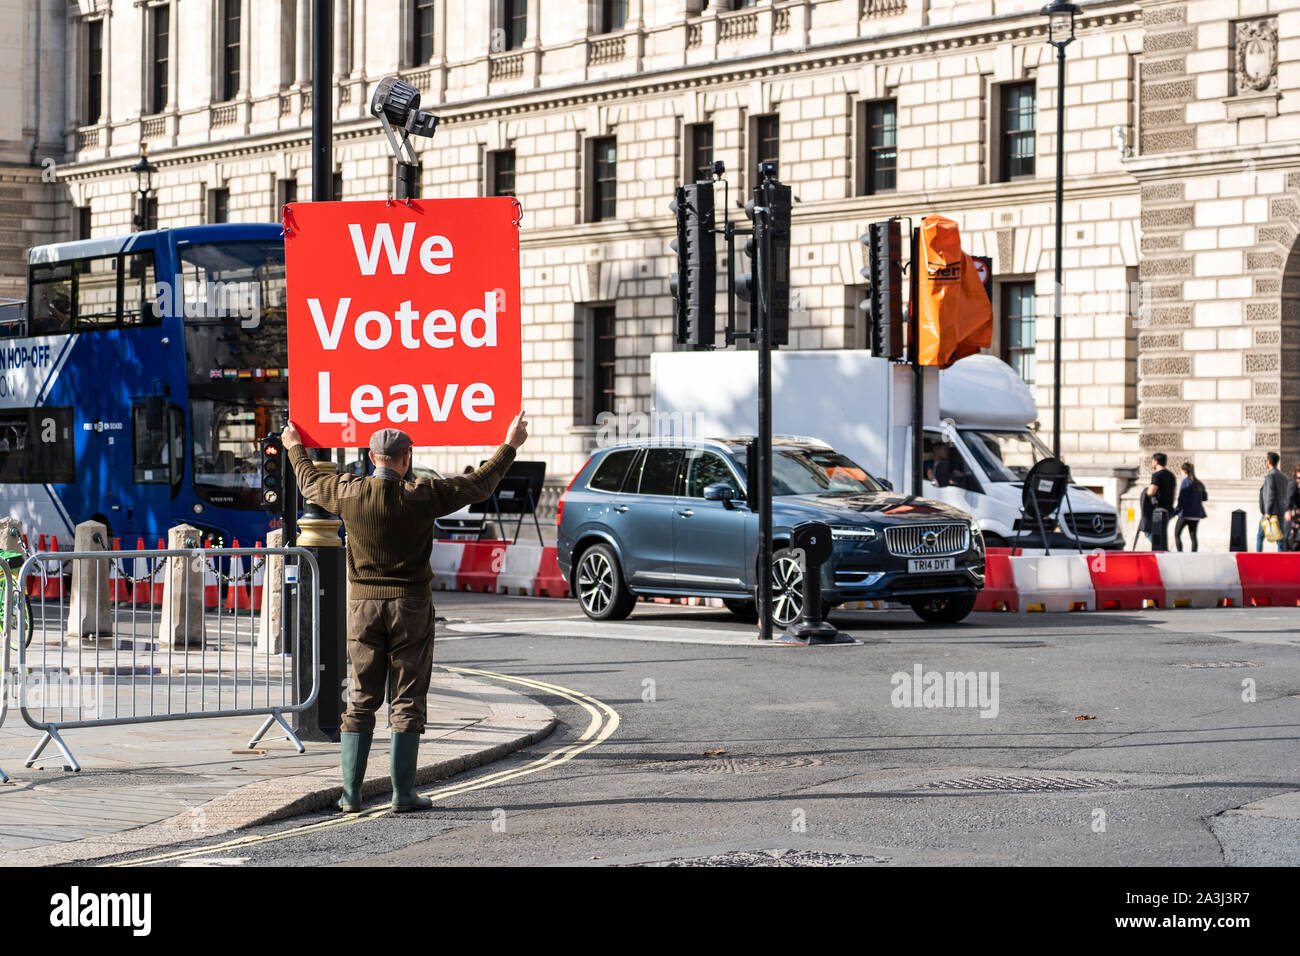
[1061,512,1117,538]
[884,523,969,557]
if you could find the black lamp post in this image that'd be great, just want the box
[1042,0,1079,460]
[130,149,157,231]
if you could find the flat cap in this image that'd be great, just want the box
[369,428,413,458]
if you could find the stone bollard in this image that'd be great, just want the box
[257,528,284,653]
[68,520,112,645]
[159,524,205,649]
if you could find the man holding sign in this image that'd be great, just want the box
[281,196,526,811]
[282,411,527,812]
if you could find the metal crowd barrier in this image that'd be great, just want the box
[13,545,320,772]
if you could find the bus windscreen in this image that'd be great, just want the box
[179,239,289,510]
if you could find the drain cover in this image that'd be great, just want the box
[1171,661,1261,668]
[918,773,1121,792]
[630,849,883,867]
[653,756,825,775]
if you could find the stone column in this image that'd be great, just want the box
[295,0,311,84]
[158,524,204,649]
[68,520,111,645]
[257,527,284,653]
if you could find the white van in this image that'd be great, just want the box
[650,349,1122,551]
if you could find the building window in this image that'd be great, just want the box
[590,137,617,222]
[276,178,297,215]
[688,123,713,182]
[600,0,628,32]
[490,150,516,197]
[332,171,343,201]
[209,188,230,223]
[592,306,617,422]
[729,0,757,8]
[999,81,1036,181]
[864,99,897,194]
[500,0,526,50]
[755,113,779,180]
[141,196,158,231]
[412,0,435,65]
[1001,282,1036,386]
[75,207,92,241]
[220,0,241,102]
[85,19,103,124]
[1124,265,1139,419]
[148,6,169,114]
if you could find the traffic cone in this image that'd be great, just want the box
[151,537,166,605]
[249,540,265,609]
[202,541,220,609]
[41,535,65,599]
[109,538,132,603]
[131,537,152,605]
[225,539,253,610]
[26,534,44,596]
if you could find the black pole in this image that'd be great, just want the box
[756,184,773,642]
[396,162,418,200]
[910,227,923,497]
[1052,43,1066,460]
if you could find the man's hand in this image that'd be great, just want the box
[281,422,303,450]
[505,408,529,449]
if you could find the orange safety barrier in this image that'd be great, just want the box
[973,551,1017,611]
[202,541,221,609]
[109,538,132,603]
[1087,552,1166,610]
[131,537,153,605]
[456,541,506,593]
[40,535,65,599]
[533,546,571,598]
[151,538,166,605]
[1234,553,1300,607]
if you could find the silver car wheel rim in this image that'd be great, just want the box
[578,552,614,615]
[771,554,803,627]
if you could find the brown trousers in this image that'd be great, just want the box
[342,595,435,735]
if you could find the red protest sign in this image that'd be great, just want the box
[283,198,521,448]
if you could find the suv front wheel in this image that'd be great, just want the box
[574,543,637,621]
[909,594,976,625]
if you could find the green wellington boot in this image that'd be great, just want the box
[338,731,373,813]
[389,730,433,812]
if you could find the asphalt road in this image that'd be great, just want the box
[98,594,1300,867]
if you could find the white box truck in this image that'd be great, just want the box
[650,350,1122,550]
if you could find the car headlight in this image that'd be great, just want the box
[830,525,877,541]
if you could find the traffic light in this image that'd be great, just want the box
[862,219,903,360]
[259,435,285,513]
[669,183,716,347]
[761,176,791,347]
[735,171,791,347]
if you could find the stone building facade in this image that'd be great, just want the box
[3,0,1297,548]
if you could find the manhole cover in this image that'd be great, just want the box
[1170,661,1261,669]
[918,773,1121,792]
[629,849,883,867]
[652,755,826,775]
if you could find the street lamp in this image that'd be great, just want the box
[370,76,440,201]
[130,148,157,231]
[1042,0,1079,460]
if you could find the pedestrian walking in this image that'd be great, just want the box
[1257,451,1288,552]
[1139,452,1176,547]
[282,410,529,812]
[1173,461,1206,553]
[1284,462,1300,552]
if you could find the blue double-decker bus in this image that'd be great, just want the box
[0,223,289,545]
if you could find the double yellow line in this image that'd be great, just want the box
[106,666,619,867]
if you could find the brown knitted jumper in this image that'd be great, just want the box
[287,443,517,599]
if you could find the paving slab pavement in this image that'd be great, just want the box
[0,667,556,866]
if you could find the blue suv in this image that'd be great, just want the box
[556,436,986,627]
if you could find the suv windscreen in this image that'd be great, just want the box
[739,447,884,496]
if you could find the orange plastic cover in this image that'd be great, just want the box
[916,215,993,368]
